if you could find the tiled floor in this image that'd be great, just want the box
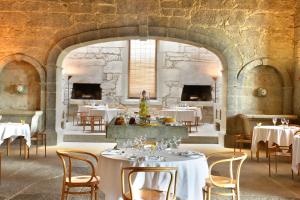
[0,143,300,200]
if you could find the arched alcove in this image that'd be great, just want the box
[240,65,284,114]
[0,61,41,110]
[236,58,292,114]
[0,53,46,112]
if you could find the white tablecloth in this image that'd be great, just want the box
[292,135,300,173]
[98,149,208,200]
[159,108,202,122]
[251,126,300,152]
[78,105,122,122]
[0,123,31,147]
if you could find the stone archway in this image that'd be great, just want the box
[45,26,243,144]
[0,53,46,113]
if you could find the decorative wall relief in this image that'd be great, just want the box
[255,87,267,97]
[16,84,27,95]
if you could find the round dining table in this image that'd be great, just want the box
[97,149,209,200]
[78,105,122,122]
[251,125,300,152]
[159,107,202,122]
[0,122,31,147]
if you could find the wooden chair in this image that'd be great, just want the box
[183,121,192,133]
[234,133,253,160]
[121,167,178,200]
[268,145,292,177]
[20,111,46,158]
[191,116,200,132]
[82,115,103,132]
[203,152,247,200]
[72,112,87,125]
[56,150,100,200]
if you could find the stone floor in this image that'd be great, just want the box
[0,143,300,200]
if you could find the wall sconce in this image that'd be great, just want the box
[15,84,27,94]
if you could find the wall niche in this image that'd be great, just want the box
[0,61,41,110]
[240,65,283,114]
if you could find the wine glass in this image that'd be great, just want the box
[0,115,2,122]
[281,118,285,125]
[272,117,277,126]
[286,119,289,126]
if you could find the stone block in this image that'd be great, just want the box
[161,8,173,16]
[181,0,194,8]
[103,61,123,73]
[161,0,181,8]
[95,0,114,4]
[46,92,56,110]
[68,2,92,13]
[116,0,159,14]
[95,4,116,13]
[27,13,72,28]
[148,16,169,27]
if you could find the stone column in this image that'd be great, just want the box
[45,65,58,145]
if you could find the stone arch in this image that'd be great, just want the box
[236,57,292,87]
[0,53,46,112]
[45,26,243,144]
[236,57,292,113]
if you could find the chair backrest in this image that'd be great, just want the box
[30,111,43,135]
[208,152,247,188]
[121,167,177,200]
[56,150,98,184]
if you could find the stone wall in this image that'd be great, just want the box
[62,40,221,105]
[62,41,127,105]
[294,2,300,114]
[0,0,297,144]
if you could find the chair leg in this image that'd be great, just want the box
[202,188,207,200]
[239,142,242,152]
[6,139,11,156]
[19,138,22,156]
[231,189,236,200]
[90,186,94,200]
[236,187,240,200]
[44,134,47,157]
[36,138,39,156]
[250,150,253,160]
[61,184,66,200]
[207,187,211,200]
[265,142,269,158]
[234,143,236,154]
[275,154,278,173]
[94,186,98,200]
[268,153,271,177]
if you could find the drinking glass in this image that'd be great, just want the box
[272,117,277,126]
[281,118,285,125]
[286,119,289,126]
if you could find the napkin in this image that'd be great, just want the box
[101,149,123,155]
